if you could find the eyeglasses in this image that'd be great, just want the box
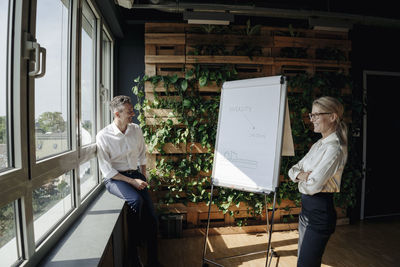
[308,112,331,120]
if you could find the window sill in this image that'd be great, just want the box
[40,188,125,266]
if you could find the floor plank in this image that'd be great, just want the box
[153,216,400,267]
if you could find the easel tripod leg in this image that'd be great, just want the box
[266,190,278,267]
[202,183,214,266]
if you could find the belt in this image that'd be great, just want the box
[120,169,138,175]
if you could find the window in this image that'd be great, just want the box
[33,172,73,244]
[101,30,112,127]
[101,31,111,92]
[0,202,19,266]
[34,0,71,160]
[0,0,10,170]
[81,2,97,146]
[0,0,114,264]
[79,157,98,199]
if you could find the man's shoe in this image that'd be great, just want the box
[131,248,144,267]
[145,261,164,267]
[132,256,144,267]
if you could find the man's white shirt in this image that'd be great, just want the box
[96,122,147,179]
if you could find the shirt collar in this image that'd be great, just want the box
[321,132,339,144]
[111,122,124,136]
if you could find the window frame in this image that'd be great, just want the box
[0,200,21,266]
[79,156,99,201]
[76,0,101,205]
[0,0,29,193]
[0,0,12,173]
[28,0,77,185]
[31,171,75,246]
[100,26,114,129]
[0,0,115,265]
[80,0,99,148]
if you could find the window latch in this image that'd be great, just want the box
[24,32,46,78]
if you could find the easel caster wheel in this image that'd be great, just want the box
[272,251,278,257]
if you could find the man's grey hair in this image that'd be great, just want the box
[109,95,132,113]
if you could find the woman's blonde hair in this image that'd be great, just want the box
[313,96,348,146]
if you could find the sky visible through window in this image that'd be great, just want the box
[33,0,93,123]
[1,0,95,122]
[34,0,69,123]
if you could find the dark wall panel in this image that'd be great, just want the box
[115,24,145,124]
[350,25,400,221]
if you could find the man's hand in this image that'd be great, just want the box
[111,173,148,190]
[130,178,148,190]
[296,171,311,182]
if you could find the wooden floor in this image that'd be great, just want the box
[152,216,400,267]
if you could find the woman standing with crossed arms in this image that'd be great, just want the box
[289,96,348,267]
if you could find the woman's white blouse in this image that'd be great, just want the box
[288,132,347,195]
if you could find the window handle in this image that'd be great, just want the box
[24,33,46,78]
[100,85,109,102]
[35,47,46,78]
[26,40,40,76]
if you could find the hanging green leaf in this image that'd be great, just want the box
[181,79,188,91]
[169,74,179,84]
[249,24,261,36]
[185,69,194,79]
[199,76,208,87]
[132,85,139,95]
[183,99,191,108]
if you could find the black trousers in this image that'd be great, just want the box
[297,193,337,267]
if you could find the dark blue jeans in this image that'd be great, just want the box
[105,170,156,218]
[105,170,158,265]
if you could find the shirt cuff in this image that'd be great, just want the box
[290,170,301,183]
[104,169,119,180]
[298,181,318,195]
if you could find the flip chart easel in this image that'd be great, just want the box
[202,75,291,267]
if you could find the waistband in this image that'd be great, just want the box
[302,192,334,198]
[119,169,139,175]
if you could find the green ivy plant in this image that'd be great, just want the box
[187,19,263,60]
[188,44,228,56]
[275,24,304,37]
[242,19,262,36]
[188,24,233,34]
[234,19,263,59]
[133,66,360,224]
[188,43,263,60]
[316,47,347,62]
[280,47,308,58]
[231,43,263,59]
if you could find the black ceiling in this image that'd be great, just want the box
[123,0,400,21]
[99,0,400,38]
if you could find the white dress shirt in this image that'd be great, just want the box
[288,132,347,195]
[96,122,147,179]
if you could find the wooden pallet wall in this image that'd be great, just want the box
[144,22,351,229]
[145,23,351,78]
